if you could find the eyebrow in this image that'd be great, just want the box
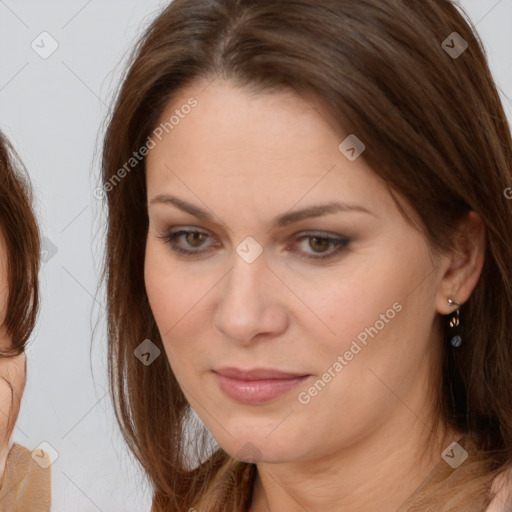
[149,194,376,229]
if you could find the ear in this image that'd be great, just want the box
[435,211,486,315]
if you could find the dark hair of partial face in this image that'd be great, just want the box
[0,132,39,357]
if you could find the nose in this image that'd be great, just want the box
[213,252,289,345]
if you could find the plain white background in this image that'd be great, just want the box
[0,1,511,510]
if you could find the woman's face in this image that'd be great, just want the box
[144,79,449,464]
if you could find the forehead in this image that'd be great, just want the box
[144,79,395,220]
[149,81,337,159]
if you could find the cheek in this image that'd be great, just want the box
[144,236,191,313]
[144,240,212,373]
[289,262,404,363]
[144,242,184,337]
[301,239,437,392]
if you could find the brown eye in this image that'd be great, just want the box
[292,233,350,261]
[158,229,214,256]
[185,231,207,247]
[309,237,330,253]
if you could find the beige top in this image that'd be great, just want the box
[0,443,51,511]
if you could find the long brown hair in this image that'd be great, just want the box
[0,131,40,440]
[101,1,512,510]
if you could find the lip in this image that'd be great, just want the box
[213,367,311,404]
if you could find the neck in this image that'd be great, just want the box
[248,415,463,512]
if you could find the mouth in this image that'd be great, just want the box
[213,367,312,404]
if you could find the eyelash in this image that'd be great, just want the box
[157,229,350,261]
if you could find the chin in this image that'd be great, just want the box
[210,425,305,465]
